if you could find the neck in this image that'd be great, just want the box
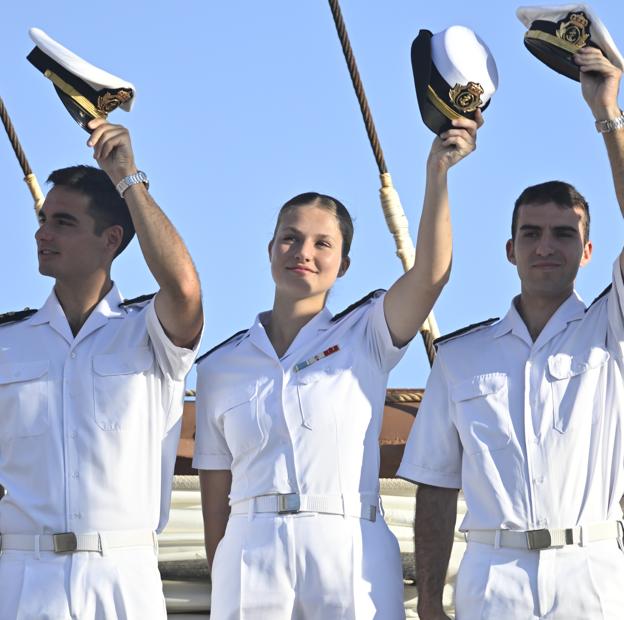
[54,271,113,336]
[265,292,327,357]
[515,286,573,341]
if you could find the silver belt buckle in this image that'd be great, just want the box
[277,493,301,515]
[526,529,552,550]
[53,532,78,553]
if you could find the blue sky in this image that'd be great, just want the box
[1,1,623,388]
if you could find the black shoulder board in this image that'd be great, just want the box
[331,289,386,323]
[196,329,248,364]
[0,307,37,326]
[434,317,499,348]
[586,284,611,312]
[119,293,156,307]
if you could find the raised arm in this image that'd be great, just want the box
[414,483,458,620]
[88,118,203,348]
[576,48,624,272]
[384,113,482,347]
[199,469,232,573]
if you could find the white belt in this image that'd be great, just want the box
[466,521,623,550]
[230,493,378,522]
[0,529,156,554]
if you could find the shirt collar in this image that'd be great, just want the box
[491,290,585,346]
[30,283,125,326]
[248,306,333,359]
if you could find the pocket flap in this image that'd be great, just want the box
[93,347,153,376]
[0,360,49,385]
[548,349,610,380]
[451,373,507,402]
[295,365,340,385]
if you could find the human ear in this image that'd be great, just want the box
[338,256,350,278]
[580,240,593,267]
[106,225,124,254]
[506,239,516,265]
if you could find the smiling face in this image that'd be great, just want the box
[506,201,592,301]
[35,185,122,284]
[269,204,350,304]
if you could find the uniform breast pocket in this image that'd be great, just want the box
[220,383,264,458]
[0,361,49,439]
[294,361,349,430]
[92,348,154,431]
[451,373,511,456]
[547,348,609,433]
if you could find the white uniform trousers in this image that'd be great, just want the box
[0,546,166,620]
[455,540,624,619]
[211,512,405,620]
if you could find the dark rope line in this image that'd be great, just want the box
[421,329,436,369]
[0,96,32,177]
[327,0,387,175]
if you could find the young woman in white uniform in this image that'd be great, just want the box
[193,114,480,619]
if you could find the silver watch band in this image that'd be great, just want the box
[595,113,624,134]
[115,171,149,197]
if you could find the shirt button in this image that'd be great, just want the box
[72,512,82,519]
[70,352,77,359]
[72,472,80,479]
[70,431,77,439]
[533,476,544,484]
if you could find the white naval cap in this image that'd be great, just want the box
[516,4,624,80]
[27,27,135,131]
[411,25,499,136]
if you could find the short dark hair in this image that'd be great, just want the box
[512,180,590,243]
[273,192,354,258]
[46,165,135,257]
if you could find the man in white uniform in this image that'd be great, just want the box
[0,118,203,619]
[398,48,624,619]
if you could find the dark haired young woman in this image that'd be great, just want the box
[194,113,481,619]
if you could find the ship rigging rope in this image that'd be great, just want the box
[0,96,44,214]
[327,0,439,365]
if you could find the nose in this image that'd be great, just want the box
[535,233,554,256]
[294,238,314,262]
[35,221,52,242]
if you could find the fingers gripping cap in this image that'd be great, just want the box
[516,4,624,81]
[27,27,136,131]
[412,25,499,135]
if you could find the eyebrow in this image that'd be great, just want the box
[518,224,579,234]
[281,226,335,239]
[39,211,80,224]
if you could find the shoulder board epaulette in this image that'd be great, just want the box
[119,293,156,307]
[0,308,37,326]
[331,289,386,323]
[586,284,611,312]
[196,329,248,364]
[434,317,499,348]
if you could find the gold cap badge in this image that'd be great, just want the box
[449,81,484,113]
[556,12,590,49]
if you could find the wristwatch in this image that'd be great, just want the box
[115,170,149,197]
[595,113,624,134]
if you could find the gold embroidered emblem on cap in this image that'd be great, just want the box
[555,12,590,49]
[97,90,133,114]
[449,82,484,113]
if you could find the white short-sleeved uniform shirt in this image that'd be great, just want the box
[0,284,199,535]
[398,259,624,532]
[193,291,406,503]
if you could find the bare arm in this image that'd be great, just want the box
[414,483,458,620]
[199,469,232,573]
[384,113,482,347]
[87,119,203,349]
[576,48,624,273]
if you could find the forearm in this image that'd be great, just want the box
[601,128,624,220]
[203,509,230,573]
[123,184,200,301]
[414,483,458,617]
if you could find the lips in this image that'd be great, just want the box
[287,265,316,274]
[38,248,59,256]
